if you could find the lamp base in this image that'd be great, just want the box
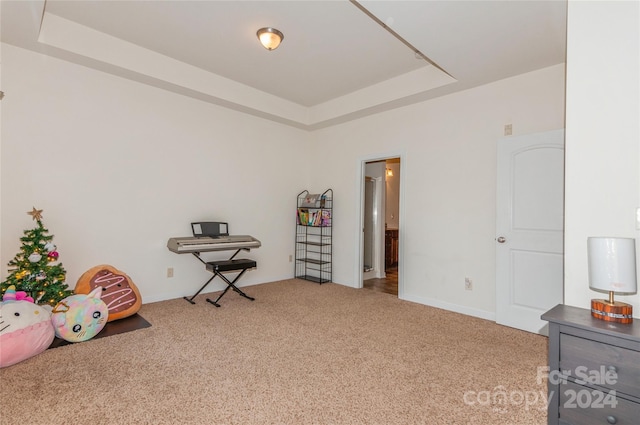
[591,299,633,324]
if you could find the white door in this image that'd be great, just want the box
[496,129,564,334]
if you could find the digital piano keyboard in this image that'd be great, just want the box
[167,235,261,254]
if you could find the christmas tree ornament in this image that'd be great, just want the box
[47,251,59,260]
[44,242,56,252]
[27,207,43,221]
[28,253,42,263]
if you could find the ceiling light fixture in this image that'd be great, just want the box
[257,27,284,51]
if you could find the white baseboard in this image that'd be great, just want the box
[399,292,496,322]
[142,284,225,305]
[143,278,496,325]
[141,274,294,305]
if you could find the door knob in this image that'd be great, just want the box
[497,237,506,243]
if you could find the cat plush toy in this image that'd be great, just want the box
[0,285,55,368]
[51,287,108,342]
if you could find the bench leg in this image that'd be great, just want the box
[183,274,216,304]
[206,269,254,307]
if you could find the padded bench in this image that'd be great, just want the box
[183,258,256,307]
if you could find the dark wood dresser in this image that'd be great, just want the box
[385,228,398,268]
[542,304,640,425]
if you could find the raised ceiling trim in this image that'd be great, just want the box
[35,10,456,130]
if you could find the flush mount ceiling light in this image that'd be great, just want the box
[257,27,284,50]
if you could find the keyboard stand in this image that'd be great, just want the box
[183,249,256,307]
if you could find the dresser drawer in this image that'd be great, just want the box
[558,381,640,425]
[560,334,640,398]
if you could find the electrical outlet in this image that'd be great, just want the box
[504,124,512,136]
[167,267,174,278]
[465,277,473,291]
[289,255,293,263]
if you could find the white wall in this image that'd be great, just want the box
[564,1,640,313]
[1,44,566,321]
[1,44,309,303]
[311,64,566,319]
[8,3,634,322]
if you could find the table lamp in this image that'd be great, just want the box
[588,237,637,324]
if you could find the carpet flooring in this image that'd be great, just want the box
[0,279,548,425]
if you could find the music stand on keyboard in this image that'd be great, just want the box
[182,222,257,307]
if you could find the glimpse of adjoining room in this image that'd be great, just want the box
[363,158,399,296]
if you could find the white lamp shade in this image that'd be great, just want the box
[588,237,638,293]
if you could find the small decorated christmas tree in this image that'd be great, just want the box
[0,208,73,306]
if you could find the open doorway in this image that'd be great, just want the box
[362,157,400,295]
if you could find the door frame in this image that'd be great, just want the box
[356,152,405,296]
[363,175,384,279]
